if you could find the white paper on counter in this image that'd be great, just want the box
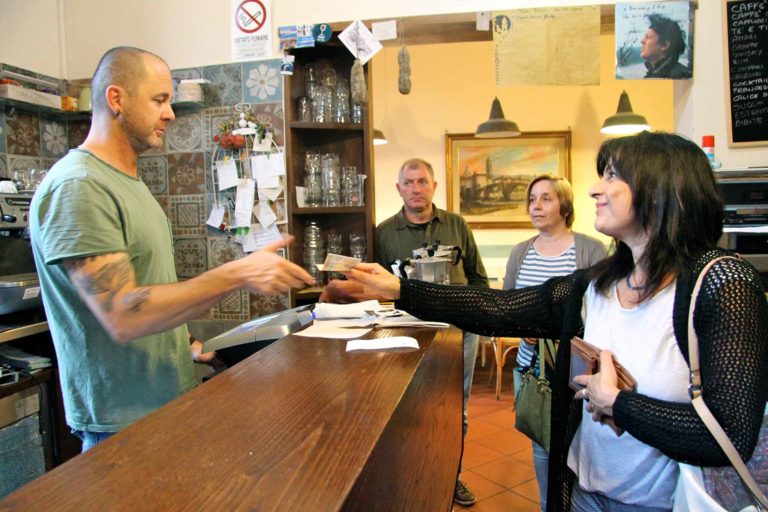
[346,337,419,351]
[476,12,491,31]
[313,300,380,319]
[234,178,255,227]
[255,200,277,228]
[295,324,372,339]
[216,159,239,190]
[206,204,226,228]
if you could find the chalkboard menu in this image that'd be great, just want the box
[724,0,768,146]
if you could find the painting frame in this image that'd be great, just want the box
[445,131,571,229]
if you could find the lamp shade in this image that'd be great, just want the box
[476,97,521,138]
[600,91,650,135]
[373,129,388,145]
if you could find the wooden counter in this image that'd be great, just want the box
[0,325,463,511]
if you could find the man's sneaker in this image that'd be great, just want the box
[454,479,477,506]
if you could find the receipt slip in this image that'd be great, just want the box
[346,337,419,351]
[316,253,361,272]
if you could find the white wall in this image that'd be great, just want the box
[0,0,63,78]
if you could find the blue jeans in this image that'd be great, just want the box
[463,331,479,438]
[570,484,671,512]
[72,430,115,452]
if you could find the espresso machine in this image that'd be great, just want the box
[0,193,42,315]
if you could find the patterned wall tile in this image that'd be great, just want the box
[250,292,289,317]
[154,195,170,218]
[67,119,90,149]
[207,235,245,269]
[173,237,207,278]
[168,194,206,236]
[242,60,283,104]
[168,152,205,195]
[7,155,41,174]
[6,110,40,156]
[203,106,234,151]
[0,111,6,154]
[253,102,285,147]
[138,155,168,195]
[202,64,243,108]
[166,112,203,153]
[212,289,250,321]
[42,158,59,170]
[40,118,68,159]
[204,151,216,194]
[0,155,6,179]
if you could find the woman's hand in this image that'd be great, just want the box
[342,263,402,300]
[573,350,622,433]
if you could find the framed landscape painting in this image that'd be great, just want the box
[445,131,571,228]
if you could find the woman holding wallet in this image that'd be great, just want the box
[326,131,767,511]
[504,174,606,511]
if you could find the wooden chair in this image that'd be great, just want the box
[487,337,520,400]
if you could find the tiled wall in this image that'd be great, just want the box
[0,59,289,325]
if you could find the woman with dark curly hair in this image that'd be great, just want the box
[328,131,767,511]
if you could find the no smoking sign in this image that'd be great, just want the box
[235,0,267,34]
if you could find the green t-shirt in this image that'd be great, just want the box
[30,149,196,432]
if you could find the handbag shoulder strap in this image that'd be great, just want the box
[688,256,768,510]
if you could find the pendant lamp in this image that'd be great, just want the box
[600,91,650,135]
[373,129,388,146]
[476,97,521,138]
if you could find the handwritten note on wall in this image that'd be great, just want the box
[494,6,600,86]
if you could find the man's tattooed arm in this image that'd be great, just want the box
[64,253,136,313]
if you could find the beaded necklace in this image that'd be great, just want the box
[625,272,647,291]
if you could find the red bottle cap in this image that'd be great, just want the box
[702,135,715,147]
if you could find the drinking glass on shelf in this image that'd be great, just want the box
[321,153,340,207]
[296,96,312,122]
[349,233,366,260]
[341,166,360,206]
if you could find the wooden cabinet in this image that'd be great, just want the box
[283,42,375,306]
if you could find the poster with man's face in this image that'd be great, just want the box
[615,1,694,80]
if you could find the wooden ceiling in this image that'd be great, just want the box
[329,6,616,47]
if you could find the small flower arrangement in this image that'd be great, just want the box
[212,108,266,149]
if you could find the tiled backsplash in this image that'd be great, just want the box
[0,59,289,326]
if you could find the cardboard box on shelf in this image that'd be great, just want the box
[0,84,61,109]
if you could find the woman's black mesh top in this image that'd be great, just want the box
[396,249,767,512]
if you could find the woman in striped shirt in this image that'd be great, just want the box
[503,174,607,511]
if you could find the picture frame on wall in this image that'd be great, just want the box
[445,131,571,229]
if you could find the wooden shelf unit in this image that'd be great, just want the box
[284,41,375,307]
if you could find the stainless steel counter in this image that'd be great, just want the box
[0,310,48,343]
